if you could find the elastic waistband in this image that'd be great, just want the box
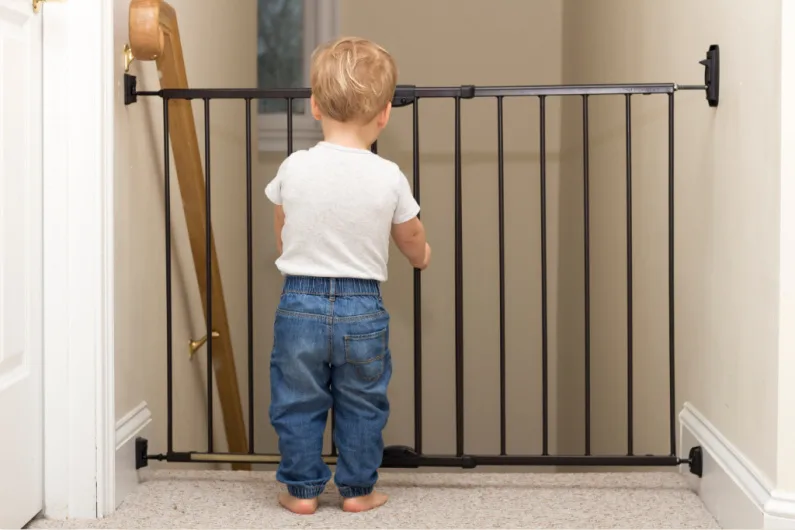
[282,276,381,297]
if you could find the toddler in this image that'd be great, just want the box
[264,36,431,515]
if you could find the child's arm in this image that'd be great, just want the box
[274,205,285,255]
[266,154,295,256]
[392,216,431,270]
[392,168,430,270]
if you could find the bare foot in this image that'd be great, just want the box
[278,492,318,515]
[342,491,389,513]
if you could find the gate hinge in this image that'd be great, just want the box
[393,85,416,108]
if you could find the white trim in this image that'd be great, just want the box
[42,2,70,518]
[257,0,337,152]
[114,403,152,509]
[777,0,795,502]
[679,403,795,528]
[767,491,795,524]
[42,0,115,520]
[98,0,117,516]
[115,402,152,450]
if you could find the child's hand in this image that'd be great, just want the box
[416,243,431,270]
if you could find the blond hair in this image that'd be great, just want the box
[310,36,398,124]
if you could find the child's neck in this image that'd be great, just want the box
[320,120,378,151]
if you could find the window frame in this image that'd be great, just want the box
[258,0,338,152]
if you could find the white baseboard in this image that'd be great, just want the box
[114,402,152,510]
[679,402,795,529]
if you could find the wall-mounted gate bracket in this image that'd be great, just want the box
[124,73,161,106]
[699,44,720,107]
[124,73,137,105]
[686,446,703,477]
[678,44,720,107]
[135,437,149,469]
[135,437,171,469]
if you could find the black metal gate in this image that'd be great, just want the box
[126,46,719,476]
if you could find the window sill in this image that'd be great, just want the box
[258,116,323,153]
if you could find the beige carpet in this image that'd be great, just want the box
[29,470,719,529]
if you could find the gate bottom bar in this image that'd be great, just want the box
[154,452,684,468]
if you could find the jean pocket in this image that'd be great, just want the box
[343,329,387,382]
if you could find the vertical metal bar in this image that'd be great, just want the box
[454,96,465,457]
[323,100,334,457]
[204,98,214,453]
[668,93,677,456]
[371,140,378,154]
[245,99,255,454]
[582,95,591,456]
[164,97,174,455]
[287,98,294,155]
[330,411,337,457]
[539,95,549,456]
[413,99,423,455]
[625,94,634,456]
[497,96,507,456]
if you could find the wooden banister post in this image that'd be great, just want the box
[129,0,250,469]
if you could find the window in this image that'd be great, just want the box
[257,0,338,152]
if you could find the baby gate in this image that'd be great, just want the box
[125,45,719,477]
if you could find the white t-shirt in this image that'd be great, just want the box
[264,141,420,282]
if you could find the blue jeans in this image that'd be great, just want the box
[269,276,392,499]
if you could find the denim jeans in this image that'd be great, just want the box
[269,276,392,499]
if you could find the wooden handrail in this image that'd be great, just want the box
[129,0,249,469]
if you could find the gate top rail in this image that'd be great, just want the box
[125,44,719,107]
[136,82,679,101]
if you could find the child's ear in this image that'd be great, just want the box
[310,95,322,121]
[377,102,392,129]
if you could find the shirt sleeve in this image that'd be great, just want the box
[393,169,421,224]
[264,156,291,205]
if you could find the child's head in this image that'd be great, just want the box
[310,37,397,141]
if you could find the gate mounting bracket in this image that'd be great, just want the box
[700,44,720,107]
[675,45,719,107]
[135,437,148,469]
[124,73,137,106]
[124,73,161,106]
[687,446,704,477]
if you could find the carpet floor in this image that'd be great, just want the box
[28,470,719,529]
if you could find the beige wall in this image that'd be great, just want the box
[253,0,565,459]
[114,0,257,463]
[557,0,782,479]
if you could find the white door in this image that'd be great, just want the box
[0,0,44,527]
